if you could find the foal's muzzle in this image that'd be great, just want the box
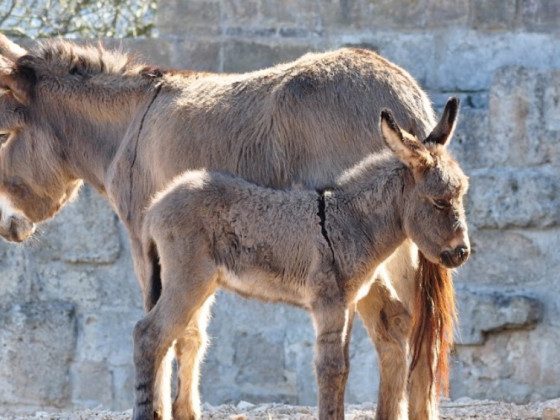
[440,245,470,268]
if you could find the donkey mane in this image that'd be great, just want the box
[22,40,144,78]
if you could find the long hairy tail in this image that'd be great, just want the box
[409,251,457,397]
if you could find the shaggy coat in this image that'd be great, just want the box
[135,103,469,420]
[0,33,465,420]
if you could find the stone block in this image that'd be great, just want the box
[28,257,142,311]
[425,0,469,27]
[0,301,76,408]
[157,0,221,37]
[455,287,543,345]
[518,0,560,33]
[221,0,319,31]
[471,0,517,31]
[121,38,175,68]
[261,0,319,28]
[168,40,221,71]
[70,361,113,408]
[451,326,560,403]
[222,41,312,73]
[0,244,32,299]
[454,228,560,287]
[111,364,136,410]
[221,0,260,26]
[447,107,489,170]
[320,0,427,33]
[426,31,559,92]
[37,186,121,265]
[362,0,426,29]
[489,67,560,168]
[77,308,143,365]
[466,167,559,229]
[320,0,364,31]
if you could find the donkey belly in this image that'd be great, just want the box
[217,266,312,309]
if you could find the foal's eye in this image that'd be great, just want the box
[433,199,451,210]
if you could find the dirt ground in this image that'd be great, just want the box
[2,398,560,420]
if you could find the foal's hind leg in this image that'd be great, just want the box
[312,299,353,420]
[172,296,214,420]
[132,259,217,420]
[357,280,411,420]
[153,347,173,420]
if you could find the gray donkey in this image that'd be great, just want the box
[134,98,470,420]
[0,33,460,419]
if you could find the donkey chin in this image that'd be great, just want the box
[0,214,35,243]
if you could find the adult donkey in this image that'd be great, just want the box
[0,34,457,419]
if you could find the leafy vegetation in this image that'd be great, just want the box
[0,0,157,38]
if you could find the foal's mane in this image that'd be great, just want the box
[410,252,457,397]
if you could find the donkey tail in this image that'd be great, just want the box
[144,239,162,312]
[409,251,457,397]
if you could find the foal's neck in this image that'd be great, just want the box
[327,152,411,272]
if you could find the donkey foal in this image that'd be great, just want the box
[133,99,470,420]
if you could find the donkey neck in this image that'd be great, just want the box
[325,152,412,277]
[38,78,161,193]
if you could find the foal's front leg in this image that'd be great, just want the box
[312,300,353,420]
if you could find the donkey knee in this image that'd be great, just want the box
[133,318,158,362]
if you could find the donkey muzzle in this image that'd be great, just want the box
[0,215,35,243]
[440,245,470,268]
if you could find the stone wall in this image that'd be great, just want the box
[1,0,560,413]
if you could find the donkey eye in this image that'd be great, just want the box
[0,133,10,145]
[433,199,450,210]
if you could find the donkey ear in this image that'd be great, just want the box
[380,109,433,170]
[0,33,27,62]
[423,97,460,147]
[0,55,34,104]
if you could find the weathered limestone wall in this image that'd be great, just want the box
[1,0,560,413]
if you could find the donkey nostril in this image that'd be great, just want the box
[455,246,469,262]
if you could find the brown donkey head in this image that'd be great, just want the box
[381,97,470,396]
[380,97,470,269]
[0,36,82,242]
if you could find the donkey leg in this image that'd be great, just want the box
[357,281,411,420]
[153,347,173,420]
[312,301,352,420]
[172,295,214,420]
[408,342,438,420]
[132,258,217,420]
[336,305,355,417]
[133,303,177,420]
[130,236,172,420]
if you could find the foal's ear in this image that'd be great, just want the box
[0,55,34,104]
[423,97,460,147]
[380,109,433,170]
